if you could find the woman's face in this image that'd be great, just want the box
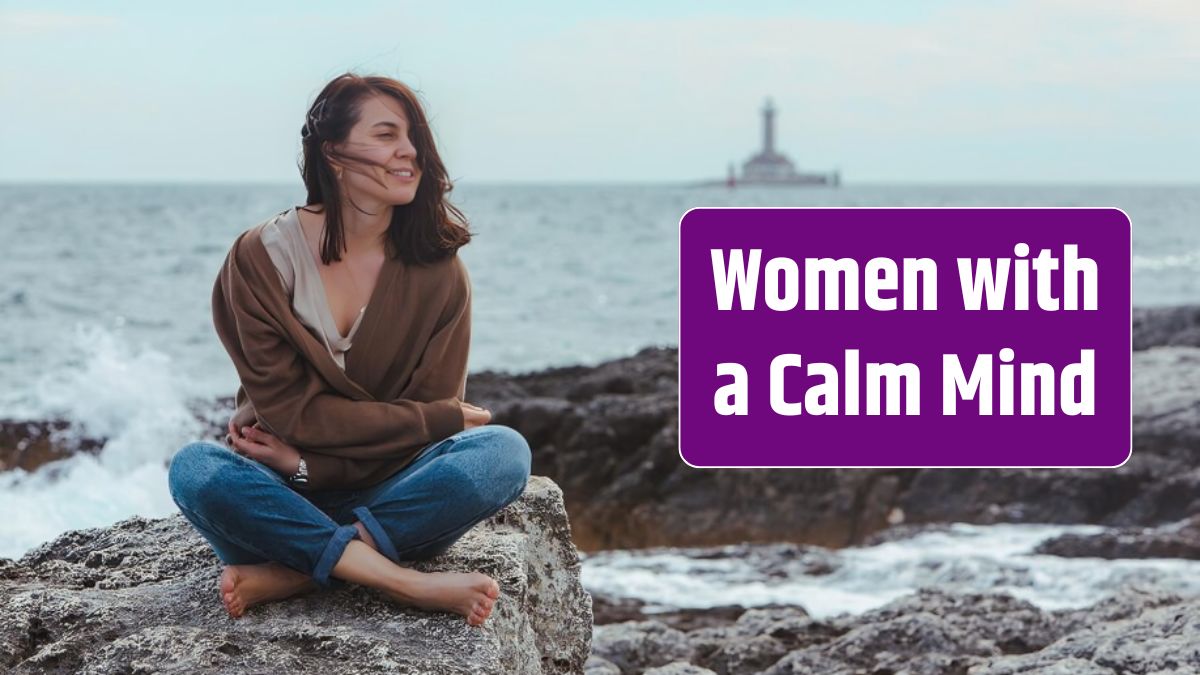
[330,94,422,207]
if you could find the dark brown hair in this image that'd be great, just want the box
[298,73,471,266]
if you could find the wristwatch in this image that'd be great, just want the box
[288,456,309,488]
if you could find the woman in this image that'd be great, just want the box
[167,73,532,627]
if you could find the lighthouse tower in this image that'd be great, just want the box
[741,98,800,182]
[762,98,776,155]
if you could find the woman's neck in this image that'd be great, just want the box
[338,201,393,255]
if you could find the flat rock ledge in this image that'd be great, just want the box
[0,476,592,675]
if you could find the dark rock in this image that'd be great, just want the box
[593,587,1200,675]
[0,477,591,674]
[687,606,841,675]
[0,419,104,473]
[590,594,746,632]
[973,592,1200,674]
[1133,304,1200,351]
[838,589,1065,656]
[1034,515,1200,559]
[592,594,654,625]
[590,620,694,674]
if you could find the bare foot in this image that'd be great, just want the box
[218,562,318,618]
[385,571,501,626]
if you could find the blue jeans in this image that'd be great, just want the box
[167,424,532,587]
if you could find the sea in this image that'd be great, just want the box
[1,183,1198,617]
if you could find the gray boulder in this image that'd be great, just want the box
[972,595,1200,674]
[0,476,592,674]
[590,620,694,674]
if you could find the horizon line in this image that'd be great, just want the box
[2,178,1198,188]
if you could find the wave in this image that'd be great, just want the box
[0,323,208,558]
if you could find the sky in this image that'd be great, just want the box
[1,1,1197,183]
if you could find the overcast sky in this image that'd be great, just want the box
[2,1,1197,183]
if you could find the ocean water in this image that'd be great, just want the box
[0,183,1197,612]
[584,523,1200,619]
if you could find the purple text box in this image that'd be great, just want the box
[679,208,1131,468]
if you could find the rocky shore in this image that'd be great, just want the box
[585,587,1198,674]
[0,477,592,674]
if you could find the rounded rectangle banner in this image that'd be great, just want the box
[679,207,1132,468]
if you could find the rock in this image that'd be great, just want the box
[590,593,746,632]
[745,590,1015,675]
[971,595,1200,674]
[0,419,104,473]
[838,589,1065,656]
[589,587,1200,675]
[590,620,694,674]
[584,654,622,675]
[644,662,718,675]
[591,594,654,626]
[1133,304,1200,351]
[1046,586,1185,637]
[0,476,591,674]
[689,606,837,675]
[1034,515,1200,559]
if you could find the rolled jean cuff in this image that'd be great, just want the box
[312,524,359,587]
[353,506,399,563]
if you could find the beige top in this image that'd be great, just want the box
[259,206,366,369]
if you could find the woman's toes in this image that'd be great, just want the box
[473,599,494,622]
[219,567,238,590]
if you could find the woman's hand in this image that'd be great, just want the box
[462,401,491,429]
[226,404,257,442]
[227,422,302,476]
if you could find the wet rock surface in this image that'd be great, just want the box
[1034,515,1200,560]
[588,588,1199,675]
[0,477,592,675]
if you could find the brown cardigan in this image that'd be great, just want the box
[211,214,468,490]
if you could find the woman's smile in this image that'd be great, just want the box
[385,167,419,187]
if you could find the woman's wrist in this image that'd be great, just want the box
[281,452,302,476]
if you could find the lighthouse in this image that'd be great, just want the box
[730,98,840,186]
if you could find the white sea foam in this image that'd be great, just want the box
[1133,249,1200,271]
[582,523,1200,619]
[0,323,204,559]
